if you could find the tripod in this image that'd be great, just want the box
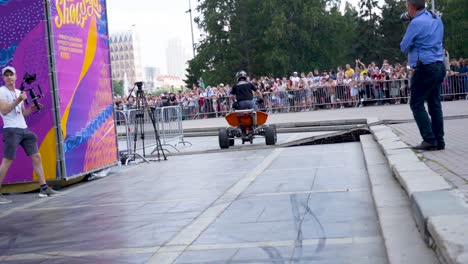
[126,83,149,163]
[127,82,166,163]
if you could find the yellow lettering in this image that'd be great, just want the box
[53,0,103,29]
[80,2,87,28]
[69,5,75,25]
[87,0,94,17]
[55,0,64,28]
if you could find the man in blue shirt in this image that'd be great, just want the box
[400,0,446,151]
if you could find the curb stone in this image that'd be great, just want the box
[428,215,468,264]
[412,190,468,245]
[360,134,438,264]
[367,118,468,264]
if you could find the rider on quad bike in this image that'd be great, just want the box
[217,70,276,148]
[230,71,263,110]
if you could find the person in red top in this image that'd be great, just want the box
[372,67,383,105]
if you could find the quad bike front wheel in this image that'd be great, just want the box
[265,126,277,145]
[219,129,230,149]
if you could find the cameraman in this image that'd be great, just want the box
[0,66,60,204]
[400,0,446,151]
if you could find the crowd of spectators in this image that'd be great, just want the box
[114,57,468,119]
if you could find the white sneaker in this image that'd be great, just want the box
[39,187,62,198]
[0,194,12,204]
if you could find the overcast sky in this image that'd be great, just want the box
[106,1,360,74]
[107,0,201,74]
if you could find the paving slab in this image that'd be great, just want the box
[391,118,468,199]
[428,215,468,264]
[411,190,468,244]
[4,101,467,263]
[0,141,388,264]
[396,170,452,197]
[368,115,468,264]
[360,134,439,264]
[386,152,421,168]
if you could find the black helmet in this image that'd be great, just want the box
[235,70,248,82]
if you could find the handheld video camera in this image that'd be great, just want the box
[23,73,37,84]
[400,12,412,22]
[401,10,438,22]
[20,73,44,111]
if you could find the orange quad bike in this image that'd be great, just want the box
[218,109,277,149]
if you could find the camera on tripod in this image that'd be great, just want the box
[125,80,167,162]
[135,82,143,90]
[134,82,145,100]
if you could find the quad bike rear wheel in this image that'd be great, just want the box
[265,126,277,145]
[219,129,230,149]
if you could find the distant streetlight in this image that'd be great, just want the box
[186,0,196,58]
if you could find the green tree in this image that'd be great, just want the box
[379,0,407,63]
[186,0,465,87]
[184,63,199,89]
[437,0,468,59]
[112,80,123,96]
[354,0,381,62]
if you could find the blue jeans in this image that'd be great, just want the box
[374,89,383,105]
[238,100,257,110]
[410,62,446,145]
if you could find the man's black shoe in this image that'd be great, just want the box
[412,141,438,151]
[437,144,445,150]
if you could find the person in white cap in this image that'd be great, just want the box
[290,72,300,88]
[0,66,61,204]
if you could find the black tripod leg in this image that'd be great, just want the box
[133,113,139,161]
[156,127,167,160]
[129,111,150,163]
[148,108,167,161]
[153,111,165,161]
[140,114,146,157]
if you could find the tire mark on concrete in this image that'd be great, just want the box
[260,246,286,264]
[289,193,327,263]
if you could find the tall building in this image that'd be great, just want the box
[166,37,188,79]
[109,29,143,87]
[144,66,161,91]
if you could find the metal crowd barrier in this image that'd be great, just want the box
[115,75,467,122]
[153,106,191,152]
[259,79,413,111]
[179,96,236,120]
[115,106,190,163]
[238,75,465,113]
[116,109,159,163]
[115,110,132,163]
[442,74,468,100]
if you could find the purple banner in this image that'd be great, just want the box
[49,0,118,177]
[0,0,57,184]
